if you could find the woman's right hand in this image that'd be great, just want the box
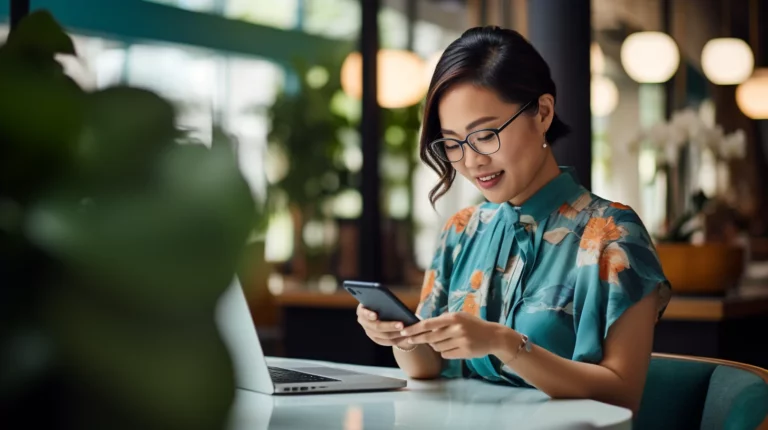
[356,304,410,349]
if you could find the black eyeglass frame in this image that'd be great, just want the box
[429,99,536,163]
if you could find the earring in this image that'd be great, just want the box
[543,142,548,148]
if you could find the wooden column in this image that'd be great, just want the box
[511,0,528,36]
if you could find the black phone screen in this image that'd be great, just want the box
[343,281,420,326]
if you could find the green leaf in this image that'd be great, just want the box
[45,286,234,430]
[3,10,76,57]
[27,140,256,316]
[75,86,179,185]
[0,61,85,201]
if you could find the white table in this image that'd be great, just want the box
[226,358,633,430]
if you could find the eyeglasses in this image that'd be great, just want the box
[429,100,535,163]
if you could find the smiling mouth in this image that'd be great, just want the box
[476,171,504,182]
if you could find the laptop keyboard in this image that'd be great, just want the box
[268,366,340,384]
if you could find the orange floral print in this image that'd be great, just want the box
[558,202,579,220]
[470,270,483,290]
[461,293,479,315]
[580,216,623,253]
[444,206,477,233]
[577,216,625,267]
[420,270,436,302]
[610,202,631,210]
[599,243,630,284]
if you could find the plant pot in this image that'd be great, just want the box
[656,243,744,295]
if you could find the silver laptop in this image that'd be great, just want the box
[214,279,407,395]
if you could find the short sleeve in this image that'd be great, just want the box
[572,205,672,363]
[415,206,474,320]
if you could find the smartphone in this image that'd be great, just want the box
[343,280,420,326]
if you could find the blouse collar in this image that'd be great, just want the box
[506,166,584,223]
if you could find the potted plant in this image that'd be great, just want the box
[262,57,423,285]
[1,11,260,429]
[628,107,747,294]
[261,58,357,281]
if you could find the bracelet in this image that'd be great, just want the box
[504,333,532,365]
[516,333,532,356]
[394,343,417,352]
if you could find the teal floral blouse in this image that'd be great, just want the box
[416,167,672,387]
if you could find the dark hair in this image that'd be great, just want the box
[419,26,571,206]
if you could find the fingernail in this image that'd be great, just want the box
[407,338,414,344]
[400,330,407,336]
[396,323,403,330]
[369,313,376,320]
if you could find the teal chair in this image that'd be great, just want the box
[636,353,768,430]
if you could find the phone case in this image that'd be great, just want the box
[343,281,420,326]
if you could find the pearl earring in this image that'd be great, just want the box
[543,142,548,148]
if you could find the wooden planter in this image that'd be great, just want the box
[656,243,745,295]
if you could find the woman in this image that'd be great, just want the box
[355,26,671,413]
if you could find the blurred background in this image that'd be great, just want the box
[2,0,767,380]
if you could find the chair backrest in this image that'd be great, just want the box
[636,353,768,430]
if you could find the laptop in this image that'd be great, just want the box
[214,278,407,395]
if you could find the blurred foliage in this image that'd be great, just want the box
[0,11,261,430]
[264,59,355,223]
[262,55,422,270]
[380,103,422,210]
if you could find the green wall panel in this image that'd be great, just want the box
[2,0,352,66]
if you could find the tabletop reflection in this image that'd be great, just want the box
[226,375,628,430]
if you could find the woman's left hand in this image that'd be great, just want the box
[399,312,505,359]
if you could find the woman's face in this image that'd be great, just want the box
[436,83,555,204]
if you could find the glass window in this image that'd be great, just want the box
[146,0,218,13]
[222,57,284,204]
[146,0,365,38]
[122,43,219,143]
[302,0,360,40]
[413,20,454,58]
[225,0,299,30]
[39,32,283,210]
[124,43,281,201]
[181,0,219,12]
[5,25,280,207]
[379,6,408,50]
[145,0,300,29]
